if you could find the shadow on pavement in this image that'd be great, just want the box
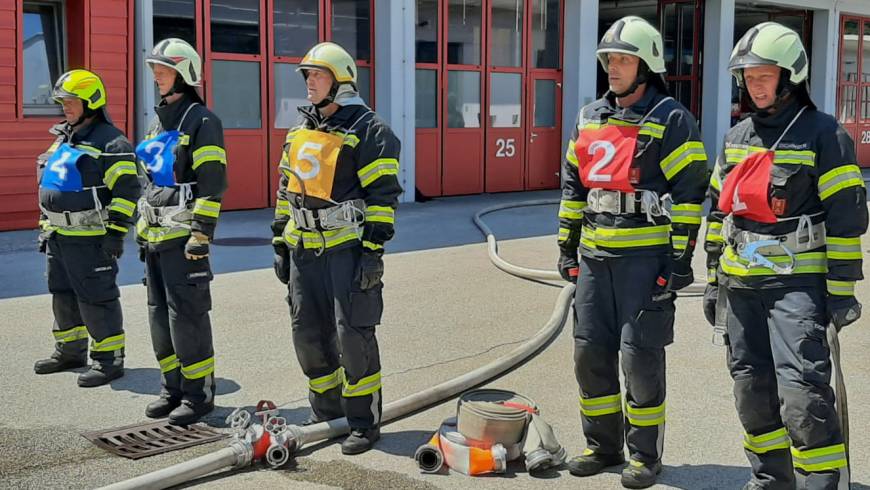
[108,367,240,397]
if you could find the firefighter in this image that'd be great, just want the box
[270,42,401,455]
[558,17,708,488]
[33,70,139,387]
[704,22,867,490]
[138,38,228,426]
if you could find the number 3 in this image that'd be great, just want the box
[143,140,166,173]
[587,140,615,182]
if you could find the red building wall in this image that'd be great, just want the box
[0,0,134,231]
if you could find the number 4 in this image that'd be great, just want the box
[50,151,72,182]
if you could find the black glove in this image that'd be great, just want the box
[557,254,580,283]
[356,250,384,291]
[102,231,125,259]
[828,295,862,331]
[668,257,694,291]
[37,232,50,254]
[703,284,718,326]
[138,245,147,262]
[273,242,290,285]
[185,232,210,260]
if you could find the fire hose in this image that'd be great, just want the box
[98,200,577,490]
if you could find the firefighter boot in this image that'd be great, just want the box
[567,449,626,477]
[145,396,182,419]
[621,459,662,489]
[77,363,124,387]
[168,400,215,426]
[34,353,86,375]
[341,427,380,455]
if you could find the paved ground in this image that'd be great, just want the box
[1,191,868,489]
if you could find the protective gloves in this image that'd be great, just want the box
[273,242,290,285]
[828,295,862,331]
[703,283,718,326]
[356,250,385,291]
[557,253,580,283]
[184,231,210,260]
[102,230,125,259]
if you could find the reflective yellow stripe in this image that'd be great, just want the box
[281,220,361,250]
[625,401,666,427]
[181,357,215,380]
[365,205,395,224]
[791,444,848,473]
[744,427,791,454]
[710,161,723,191]
[285,130,299,144]
[193,198,221,218]
[706,222,724,243]
[179,134,190,146]
[158,354,180,373]
[579,393,622,417]
[581,224,671,249]
[92,333,125,352]
[106,223,128,234]
[721,247,827,276]
[827,236,862,260]
[192,145,228,170]
[362,240,383,251]
[103,160,137,190]
[640,122,665,139]
[559,199,586,220]
[54,325,89,343]
[309,368,344,394]
[672,234,689,250]
[107,197,136,218]
[136,219,191,243]
[358,158,399,187]
[818,164,865,201]
[774,149,815,166]
[827,279,856,296]
[670,203,703,225]
[76,144,102,157]
[343,371,382,397]
[330,131,360,148]
[565,140,579,166]
[558,227,571,243]
[55,228,106,237]
[275,199,291,217]
[660,141,706,180]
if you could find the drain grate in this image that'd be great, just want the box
[82,420,227,459]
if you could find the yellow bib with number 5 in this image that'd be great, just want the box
[285,129,344,201]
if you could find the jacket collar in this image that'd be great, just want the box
[155,93,197,131]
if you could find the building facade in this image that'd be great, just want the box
[2,0,870,230]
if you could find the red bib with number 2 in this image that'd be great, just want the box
[575,125,639,192]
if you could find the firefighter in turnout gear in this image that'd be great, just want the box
[33,70,140,387]
[559,17,708,488]
[270,42,402,455]
[138,38,228,425]
[704,23,867,490]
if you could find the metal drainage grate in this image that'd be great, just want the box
[82,420,227,459]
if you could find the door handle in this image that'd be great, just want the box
[530,132,538,141]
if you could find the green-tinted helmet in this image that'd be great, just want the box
[730,22,808,87]
[297,42,357,85]
[597,16,666,74]
[146,38,202,87]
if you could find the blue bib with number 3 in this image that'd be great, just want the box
[136,130,179,187]
[40,143,85,192]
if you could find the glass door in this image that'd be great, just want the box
[660,0,702,116]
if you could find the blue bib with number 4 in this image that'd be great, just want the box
[136,130,179,187]
[40,143,85,192]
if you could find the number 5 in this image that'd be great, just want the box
[587,140,615,182]
[295,142,322,179]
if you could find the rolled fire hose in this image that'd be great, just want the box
[99,201,576,490]
[827,326,849,457]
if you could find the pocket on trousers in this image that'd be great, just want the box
[350,287,384,327]
[796,321,829,385]
[633,295,676,348]
[172,259,213,316]
[80,260,120,303]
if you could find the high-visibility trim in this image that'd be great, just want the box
[818,165,865,201]
[191,145,228,170]
[672,234,689,250]
[54,325,89,343]
[274,199,291,217]
[773,150,816,166]
[579,393,622,417]
[826,236,862,260]
[365,205,395,224]
[558,227,571,243]
[343,371,382,397]
[559,199,586,220]
[660,141,706,180]
[330,131,360,148]
[181,357,215,380]
[706,221,724,243]
[710,162,723,191]
[670,203,703,225]
[827,279,856,297]
[721,247,827,276]
[193,198,221,219]
[107,197,136,218]
[791,444,848,473]
[55,228,106,237]
[565,140,579,167]
[707,268,718,283]
[91,333,125,352]
[76,144,103,157]
[285,130,299,144]
[272,236,284,246]
[179,134,190,146]
[158,354,180,373]
[743,427,790,454]
[581,224,672,249]
[362,240,384,251]
[625,401,666,427]
[136,219,191,243]
[282,219,361,250]
[106,223,128,234]
[103,160,137,190]
[309,368,344,394]
[584,120,665,139]
[358,158,399,187]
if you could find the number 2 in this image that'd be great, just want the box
[50,151,72,181]
[861,131,870,145]
[495,138,516,158]
[587,140,615,182]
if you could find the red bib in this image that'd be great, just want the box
[575,125,639,192]
[718,150,778,224]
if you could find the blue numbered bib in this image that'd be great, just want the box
[40,143,85,192]
[136,130,179,187]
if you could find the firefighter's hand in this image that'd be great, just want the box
[138,246,147,262]
[828,295,862,331]
[668,257,694,291]
[37,233,49,254]
[185,232,210,260]
[102,231,125,259]
[273,242,290,285]
[557,254,580,283]
[356,250,384,291]
[703,283,718,326]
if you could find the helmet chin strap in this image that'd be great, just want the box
[612,62,651,98]
[314,82,340,109]
[68,105,97,128]
[159,74,187,101]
